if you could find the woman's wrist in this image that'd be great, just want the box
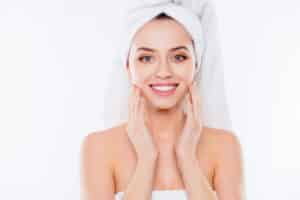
[122,155,157,200]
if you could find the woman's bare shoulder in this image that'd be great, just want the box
[203,127,242,162]
[80,123,127,198]
[205,128,244,199]
[200,127,240,154]
[207,127,240,148]
[82,122,127,149]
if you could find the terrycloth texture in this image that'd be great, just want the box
[115,190,188,200]
[114,189,218,200]
[101,0,233,132]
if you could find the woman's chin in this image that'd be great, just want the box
[147,99,180,110]
[143,90,186,110]
[154,104,174,110]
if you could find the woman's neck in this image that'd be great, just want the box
[144,101,186,147]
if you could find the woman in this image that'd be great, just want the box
[81,1,245,200]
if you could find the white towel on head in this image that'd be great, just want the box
[102,0,233,133]
[119,0,205,78]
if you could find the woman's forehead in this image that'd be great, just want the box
[131,43,194,54]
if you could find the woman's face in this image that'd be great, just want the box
[127,18,196,110]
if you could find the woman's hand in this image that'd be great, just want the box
[126,84,158,162]
[175,81,203,161]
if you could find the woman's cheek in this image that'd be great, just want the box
[129,64,144,84]
[174,67,194,83]
[130,67,151,87]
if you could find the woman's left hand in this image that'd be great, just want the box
[175,81,203,161]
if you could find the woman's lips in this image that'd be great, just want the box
[149,83,179,87]
[149,83,179,96]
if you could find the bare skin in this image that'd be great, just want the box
[112,123,218,193]
[81,122,244,199]
[81,16,245,200]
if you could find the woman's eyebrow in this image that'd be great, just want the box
[137,46,189,52]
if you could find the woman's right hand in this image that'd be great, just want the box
[126,84,158,162]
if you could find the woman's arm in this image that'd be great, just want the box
[176,130,245,200]
[213,131,246,200]
[80,129,158,200]
[177,155,218,200]
[121,85,159,200]
[121,157,157,200]
[80,132,115,200]
[175,83,218,200]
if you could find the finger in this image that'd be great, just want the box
[193,83,201,123]
[127,86,133,131]
[140,95,145,116]
[128,85,138,132]
[188,83,195,120]
[133,86,141,123]
[186,93,193,126]
[196,96,201,124]
[190,82,199,120]
[192,84,203,129]
[137,92,147,133]
[139,95,145,124]
[141,96,150,129]
[128,85,137,116]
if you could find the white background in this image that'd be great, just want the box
[0,0,299,199]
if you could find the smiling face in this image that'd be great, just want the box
[126,16,196,110]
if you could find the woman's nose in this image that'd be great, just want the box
[155,60,173,79]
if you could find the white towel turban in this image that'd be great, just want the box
[101,0,233,133]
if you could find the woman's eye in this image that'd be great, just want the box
[174,55,187,61]
[138,56,153,63]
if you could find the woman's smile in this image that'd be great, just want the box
[149,83,179,97]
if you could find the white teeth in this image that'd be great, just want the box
[151,85,176,91]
